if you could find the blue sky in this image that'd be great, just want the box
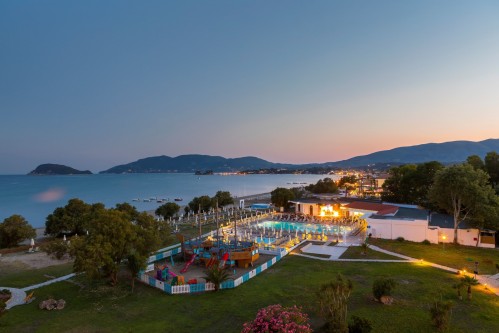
[1,1,499,174]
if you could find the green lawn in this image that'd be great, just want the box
[339,246,404,260]
[369,239,499,275]
[0,262,74,288]
[1,256,498,333]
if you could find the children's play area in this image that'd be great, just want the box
[138,215,363,294]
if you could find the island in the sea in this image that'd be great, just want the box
[28,164,93,175]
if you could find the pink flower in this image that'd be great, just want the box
[241,304,312,333]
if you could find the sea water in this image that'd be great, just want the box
[0,173,329,228]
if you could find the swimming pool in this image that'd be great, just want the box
[255,221,351,234]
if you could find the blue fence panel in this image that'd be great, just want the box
[256,266,262,274]
[164,283,172,293]
[148,276,156,287]
[190,283,206,293]
[221,280,234,289]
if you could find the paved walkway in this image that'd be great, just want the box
[294,244,499,296]
[1,273,76,310]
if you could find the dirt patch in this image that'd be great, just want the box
[0,251,72,270]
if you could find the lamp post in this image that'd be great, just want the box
[442,234,446,250]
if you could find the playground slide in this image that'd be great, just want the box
[180,254,196,273]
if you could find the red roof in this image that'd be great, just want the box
[344,202,398,215]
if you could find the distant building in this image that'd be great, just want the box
[289,197,496,248]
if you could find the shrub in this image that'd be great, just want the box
[41,239,70,260]
[429,299,453,332]
[395,237,405,242]
[372,278,397,301]
[348,315,372,333]
[421,239,431,245]
[241,304,312,333]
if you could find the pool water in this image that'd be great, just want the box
[256,221,351,234]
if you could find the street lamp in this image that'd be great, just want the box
[442,234,447,250]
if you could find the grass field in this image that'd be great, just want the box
[1,256,498,333]
[368,239,499,275]
[339,246,403,260]
[0,262,74,289]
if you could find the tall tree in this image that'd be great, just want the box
[155,202,180,220]
[466,155,485,171]
[271,187,295,210]
[306,178,338,194]
[429,164,499,244]
[71,209,135,285]
[45,198,98,236]
[484,151,499,191]
[337,175,358,193]
[0,215,36,248]
[212,191,234,207]
[382,162,443,206]
[187,195,213,213]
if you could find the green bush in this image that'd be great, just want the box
[348,315,372,333]
[421,239,431,245]
[372,278,397,301]
[41,239,70,260]
[395,237,405,242]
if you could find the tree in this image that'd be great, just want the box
[203,266,231,291]
[0,215,36,248]
[114,202,140,221]
[155,202,180,220]
[241,304,312,333]
[460,275,479,300]
[187,195,213,213]
[271,188,295,210]
[484,151,499,192]
[212,191,234,207]
[381,161,443,206]
[45,198,98,236]
[306,178,338,194]
[429,164,499,244]
[337,175,357,193]
[70,208,167,286]
[317,274,353,333]
[466,155,485,171]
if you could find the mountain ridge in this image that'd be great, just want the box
[97,138,499,173]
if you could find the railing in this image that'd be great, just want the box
[139,244,293,295]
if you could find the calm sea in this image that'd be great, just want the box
[0,173,330,228]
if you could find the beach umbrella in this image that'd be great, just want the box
[63,235,67,241]
[295,229,298,238]
[30,238,35,247]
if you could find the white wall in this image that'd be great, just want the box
[366,218,436,243]
[439,228,484,247]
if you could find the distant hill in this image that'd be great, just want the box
[326,139,499,168]
[29,164,92,175]
[99,139,499,173]
[99,155,297,174]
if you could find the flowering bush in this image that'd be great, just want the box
[241,304,312,333]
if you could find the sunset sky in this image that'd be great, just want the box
[1,1,499,174]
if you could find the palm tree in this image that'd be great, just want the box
[452,282,463,300]
[461,275,479,300]
[203,266,232,291]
